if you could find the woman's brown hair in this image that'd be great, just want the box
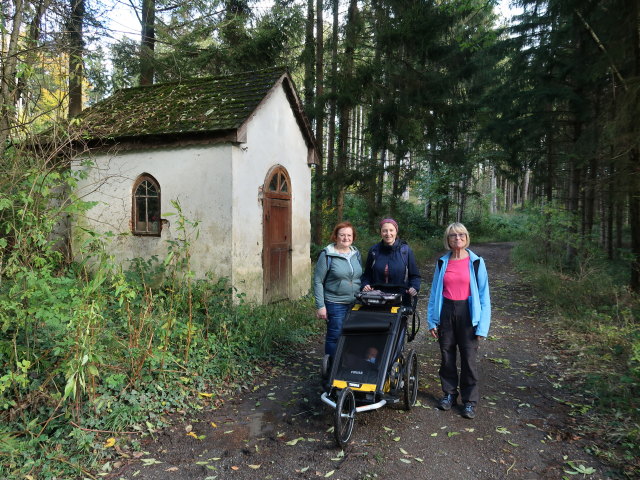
[330,221,357,243]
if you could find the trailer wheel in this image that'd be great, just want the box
[403,349,418,410]
[334,388,356,447]
[321,354,331,378]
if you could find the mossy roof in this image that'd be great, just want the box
[76,67,294,140]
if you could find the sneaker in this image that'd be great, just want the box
[438,393,457,411]
[462,402,476,419]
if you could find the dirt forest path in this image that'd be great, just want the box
[107,242,621,480]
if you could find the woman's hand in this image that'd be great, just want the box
[316,307,327,320]
[362,284,372,292]
[429,328,438,339]
[407,287,417,297]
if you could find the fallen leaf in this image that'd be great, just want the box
[325,470,335,477]
[400,458,411,464]
[286,437,305,446]
[248,464,261,469]
[186,432,198,439]
[210,422,217,428]
[198,392,213,398]
[165,467,179,472]
[231,465,239,470]
[393,436,400,442]
[399,448,408,455]
[104,437,116,448]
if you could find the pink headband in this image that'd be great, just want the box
[379,218,398,231]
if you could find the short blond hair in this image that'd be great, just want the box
[443,222,470,250]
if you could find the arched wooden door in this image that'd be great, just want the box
[263,166,292,303]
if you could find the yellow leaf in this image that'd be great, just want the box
[210,422,217,428]
[198,392,213,398]
[104,437,116,448]
[248,464,261,469]
[186,432,198,438]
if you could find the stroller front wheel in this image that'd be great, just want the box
[334,388,356,447]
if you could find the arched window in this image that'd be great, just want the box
[266,166,291,197]
[132,174,161,236]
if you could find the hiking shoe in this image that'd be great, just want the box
[438,394,457,411]
[462,402,476,419]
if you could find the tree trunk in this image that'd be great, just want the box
[522,168,530,207]
[68,0,84,118]
[458,175,468,222]
[311,0,324,245]
[336,0,358,222]
[16,0,49,120]
[491,167,497,214]
[0,0,25,153]
[303,0,314,116]
[375,147,386,215]
[629,0,640,291]
[140,0,155,86]
[326,0,339,208]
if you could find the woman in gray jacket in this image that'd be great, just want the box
[313,221,363,358]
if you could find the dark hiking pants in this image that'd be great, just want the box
[438,297,479,405]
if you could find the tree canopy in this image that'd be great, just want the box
[1,0,639,287]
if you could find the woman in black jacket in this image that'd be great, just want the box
[361,218,421,304]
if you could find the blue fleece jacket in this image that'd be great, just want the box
[427,249,491,337]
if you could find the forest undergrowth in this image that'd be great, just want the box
[0,156,320,479]
[511,207,640,476]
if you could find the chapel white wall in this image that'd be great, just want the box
[72,144,234,279]
[232,84,312,303]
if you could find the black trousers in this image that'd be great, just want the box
[438,297,479,405]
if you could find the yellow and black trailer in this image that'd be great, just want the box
[320,290,420,447]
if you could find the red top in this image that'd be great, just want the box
[443,256,471,300]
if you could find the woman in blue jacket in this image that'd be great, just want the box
[427,222,491,420]
[313,221,363,358]
[361,218,421,305]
